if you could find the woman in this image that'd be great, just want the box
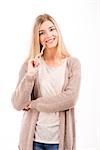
[11,14,81,150]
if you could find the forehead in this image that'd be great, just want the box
[39,20,54,30]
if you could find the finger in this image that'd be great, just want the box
[28,104,32,109]
[28,58,35,64]
[23,108,30,111]
[41,45,45,54]
[35,53,42,59]
[23,105,31,111]
[35,45,45,59]
[32,59,40,67]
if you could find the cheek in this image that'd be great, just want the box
[54,32,59,40]
[39,36,44,44]
[53,31,58,37]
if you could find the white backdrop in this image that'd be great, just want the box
[0,0,99,150]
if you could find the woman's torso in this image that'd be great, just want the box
[34,57,67,144]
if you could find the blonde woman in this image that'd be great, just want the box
[12,14,81,150]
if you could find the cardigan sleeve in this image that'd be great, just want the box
[31,57,81,113]
[11,63,36,111]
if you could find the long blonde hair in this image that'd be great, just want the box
[26,14,70,62]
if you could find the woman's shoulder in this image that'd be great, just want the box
[67,56,81,65]
[66,56,81,70]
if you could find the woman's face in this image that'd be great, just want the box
[39,20,58,49]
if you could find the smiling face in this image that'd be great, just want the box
[39,20,59,49]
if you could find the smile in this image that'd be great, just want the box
[46,38,55,44]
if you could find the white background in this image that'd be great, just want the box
[0,0,99,150]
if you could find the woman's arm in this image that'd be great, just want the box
[11,63,36,111]
[30,57,81,113]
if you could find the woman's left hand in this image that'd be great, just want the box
[23,104,31,111]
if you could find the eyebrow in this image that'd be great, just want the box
[39,26,55,32]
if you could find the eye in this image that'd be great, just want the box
[39,31,45,36]
[49,27,56,32]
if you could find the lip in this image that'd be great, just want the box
[46,38,55,44]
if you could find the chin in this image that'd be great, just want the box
[47,43,57,49]
[47,46,57,49]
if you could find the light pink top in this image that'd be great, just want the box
[34,57,67,143]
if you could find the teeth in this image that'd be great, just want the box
[46,39,54,43]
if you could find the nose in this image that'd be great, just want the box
[45,30,52,38]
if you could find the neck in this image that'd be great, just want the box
[43,47,60,60]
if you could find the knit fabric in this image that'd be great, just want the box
[11,56,81,150]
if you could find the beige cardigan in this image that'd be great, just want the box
[11,56,81,150]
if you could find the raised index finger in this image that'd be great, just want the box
[35,46,45,59]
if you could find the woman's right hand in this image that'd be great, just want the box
[27,52,43,76]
